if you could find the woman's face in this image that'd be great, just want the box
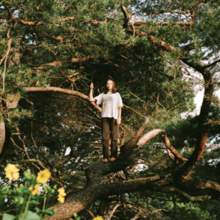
[106,80,114,91]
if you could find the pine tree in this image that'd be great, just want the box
[1,0,220,219]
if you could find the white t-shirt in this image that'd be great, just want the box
[95,92,123,119]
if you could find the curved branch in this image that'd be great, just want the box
[137,129,165,147]
[178,69,214,179]
[162,135,188,163]
[205,59,220,69]
[23,87,102,112]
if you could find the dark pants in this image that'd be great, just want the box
[101,118,118,160]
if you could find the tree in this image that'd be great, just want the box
[1,0,220,219]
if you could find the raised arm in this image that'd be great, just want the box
[89,83,96,102]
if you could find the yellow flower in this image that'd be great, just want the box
[4,164,20,181]
[29,184,40,195]
[58,187,66,197]
[57,196,65,203]
[93,216,103,220]
[36,169,51,184]
[57,187,66,203]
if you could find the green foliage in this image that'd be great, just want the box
[0,166,56,220]
[163,201,214,220]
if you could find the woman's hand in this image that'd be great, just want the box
[117,117,121,125]
[90,83,94,90]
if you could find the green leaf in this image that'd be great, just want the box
[29,200,40,205]
[13,196,24,205]
[24,211,41,220]
[2,213,16,220]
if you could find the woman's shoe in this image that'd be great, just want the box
[103,158,108,163]
[109,157,116,162]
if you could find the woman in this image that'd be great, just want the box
[90,79,123,162]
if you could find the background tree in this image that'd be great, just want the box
[1,0,220,219]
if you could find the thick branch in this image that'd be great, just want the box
[137,129,165,147]
[177,70,214,179]
[45,175,163,220]
[23,87,102,112]
[46,170,219,219]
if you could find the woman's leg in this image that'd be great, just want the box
[101,118,110,161]
[110,118,118,160]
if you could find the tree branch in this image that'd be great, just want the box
[137,129,165,147]
[120,5,133,28]
[162,135,188,163]
[23,87,102,112]
[161,186,211,202]
[1,25,12,94]
[178,69,214,180]
[134,21,194,26]
[205,59,220,69]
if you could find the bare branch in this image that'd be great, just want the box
[162,135,188,163]
[137,129,165,147]
[23,87,102,112]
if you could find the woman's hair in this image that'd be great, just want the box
[104,79,117,94]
